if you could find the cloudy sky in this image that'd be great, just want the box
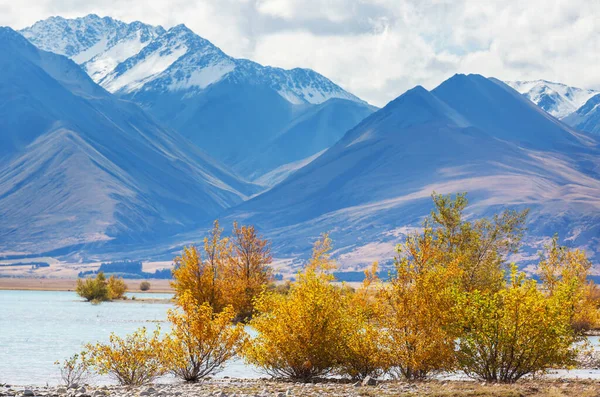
[1,0,599,106]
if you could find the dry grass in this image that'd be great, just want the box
[0,277,173,293]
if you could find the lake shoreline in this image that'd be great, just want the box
[0,278,174,293]
[2,378,600,397]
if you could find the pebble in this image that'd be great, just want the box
[0,378,597,397]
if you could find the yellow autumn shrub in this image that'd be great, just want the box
[455,267,579,383]
[539,236,599,332]
[171,221,272,321]
[337,263,390,380]
[380,236,462,380]
[223,222,273,322]
[171,221,231,312]
[107,275,127,300]
[244,235,348,381]
[429,192,528,293]
[165,293,247,382]
[84,327,168,386]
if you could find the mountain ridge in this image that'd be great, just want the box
[20,15,364,106]
[506,79,599,119]
[563,93,600,135]
[0,26,260,255]
[220,74,600,269]
[19,15,375,179]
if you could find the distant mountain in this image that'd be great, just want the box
[506,80,598,119]
[563,93,600,135]
[236,98,377,179]
[0,26,258,256]
[20,16,374,178]
[224,74,600,270]
[20,14,165,80]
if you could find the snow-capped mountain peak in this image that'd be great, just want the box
[20,15,363,106]
[267,66,362,105]
[20,14,165,82]
[563,93,600,135]
[97,24,202,93]
[506,79,599,119]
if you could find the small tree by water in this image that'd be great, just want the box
[84,328,168,386]
[76,272,127,302]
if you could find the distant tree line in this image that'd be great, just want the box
[77,260,171,279]
[0,262,50,268]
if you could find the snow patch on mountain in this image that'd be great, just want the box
[84,30,158,81]
[506,79,599,119]
[169,61,234,91]
[103,45,188,93]
[20,14,112,58]
[278,84,351,105]
[257,67,361,105]
[72,37,109,64]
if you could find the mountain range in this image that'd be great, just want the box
[224,74,600,270]
[0,26,258,255]
[20,15,375,180]
[507,79,600,136]
[506,80,598,119]
[2,15,600,270]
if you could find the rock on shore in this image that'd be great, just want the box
[1,378,600,397]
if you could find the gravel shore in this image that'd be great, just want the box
[2,378,600,397]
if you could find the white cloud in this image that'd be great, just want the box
[1,0,599,106]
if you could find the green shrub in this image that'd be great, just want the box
[76,272,109,302]
[76,272,127,302]
[455,268,579,382]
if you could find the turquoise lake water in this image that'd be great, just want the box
[2,289,600,385]
[0,290,261,385]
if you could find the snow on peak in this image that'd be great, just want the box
[20,15,164,80]
[272,67,361,105]
[506,79,599,119]
[98,23,225,93]
[228,61,362,105]
[20,15,363,106]
[562,93,600,135]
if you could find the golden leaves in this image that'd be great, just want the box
[244,234,348,381]
[539,236,599,333]
[84,328,168,386]
[455,266,580,382]
[165,294,247,382]
[171,221,272,322]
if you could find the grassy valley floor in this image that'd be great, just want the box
[1,379,600,397]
